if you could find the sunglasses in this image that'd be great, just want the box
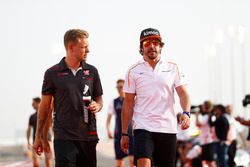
[143,40,161,47]
[116,86,123,89]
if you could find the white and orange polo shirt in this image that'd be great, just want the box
[124,59,187,133]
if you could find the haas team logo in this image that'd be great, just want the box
[83,70,90,76]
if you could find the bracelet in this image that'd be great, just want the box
[121,133,129,136]
[182,111,190,118]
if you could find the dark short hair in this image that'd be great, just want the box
[33,97,41,103]
[215,104,226,113]
[204,100,213,111]
[64,29,89,50]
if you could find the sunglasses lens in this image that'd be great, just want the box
[143,41,149,47]
[152,41,160,46]
[143,40,160,47]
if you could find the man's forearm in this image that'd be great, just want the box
[26,128,31,144]
[36,106,50,138]
[106,114,112,131]
[180,93,191,112]
[176,86,191,112]
[36,95,52,138]
[178,86,191,112]
[121,98,134,134]
[95,96,103,111]
[241,119,250,126]
[43,113,52,140]
[121,108,133,134]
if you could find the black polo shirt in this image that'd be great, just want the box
[29,112,52,142]
[42,57,103,141]
[28,112,38,143]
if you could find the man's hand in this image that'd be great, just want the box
[235,116,242,122]
[27,142,32,150]
[120,136,129,153]
[33,135,44,156]
[42,138,51,153]
[107,130,113,139]
[88,101,102,113]
[178,113,190,130]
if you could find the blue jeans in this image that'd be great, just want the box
[215,141,229,167]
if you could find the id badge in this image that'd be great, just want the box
[83,96,91,124]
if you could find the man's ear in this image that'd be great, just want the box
[68,44,74,52]
[139,48,143,55]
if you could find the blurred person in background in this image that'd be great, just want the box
[26,97,53,167]
[235,114,250,149]
[209,104,229,167]
[177,139,202,167]
[235,95,250,143]
[106,79,135,167]
[176,124,191,167]
[235,117,250,126]
[225,105,246,167]
[195,101,217,167]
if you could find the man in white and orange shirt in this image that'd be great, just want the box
[120,28,191,167]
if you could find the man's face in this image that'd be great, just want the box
[214,108,221,116]
[71,38,89,62]
[226,105,232,114]
[32,101,40,111]
[116,82,124,95]
[142,39,162,60]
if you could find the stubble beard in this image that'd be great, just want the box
[80,53,87,62]
[147,51,158,60]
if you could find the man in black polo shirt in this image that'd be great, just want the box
[33,29,103,167]
[26,97,53,167]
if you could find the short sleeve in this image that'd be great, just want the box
[198,114,209,125]
[28,115,32,126]
[123,69,136,93]
[234,119,244,133]
[174,65,188,88]
[107,100,115,115]
[93,68,103,98]
[42,70,55,95]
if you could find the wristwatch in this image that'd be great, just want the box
[182,111,190,118]
[121,133,129,136]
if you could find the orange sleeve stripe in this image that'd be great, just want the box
[167,61,180,80]
[176,65,181,80]
[127,63,141,88]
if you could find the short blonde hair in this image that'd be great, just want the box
[64,29,89,49]
[116,79,125,84]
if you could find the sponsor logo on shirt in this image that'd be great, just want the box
[83,70,90,76]
[161,70,172,72]
[57,72,69,76]
[86,77,94,80]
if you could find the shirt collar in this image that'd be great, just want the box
[141,58,163,66]
[58,57,69,71]
[58,57,86,70]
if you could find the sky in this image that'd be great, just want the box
[0,0,250,145]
